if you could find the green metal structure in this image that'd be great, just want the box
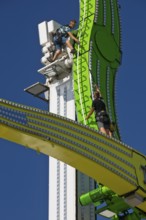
[0,0,146,220]
[73,0,121,139]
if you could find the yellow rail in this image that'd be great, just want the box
[0,99,146,213]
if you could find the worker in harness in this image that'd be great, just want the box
[49,19,80,62]
[86,91,112,137]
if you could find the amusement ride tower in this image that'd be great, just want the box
[1,1,146,220]
[36,19,95,220]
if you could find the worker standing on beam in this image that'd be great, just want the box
[86,91,112,137]
[49,19,80,62]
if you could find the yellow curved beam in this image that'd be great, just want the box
[0,98,146,213]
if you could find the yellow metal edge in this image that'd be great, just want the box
[0,124,137,196]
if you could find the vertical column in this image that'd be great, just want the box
[77,173,95,220]
[49,83,58,220]
[48,77,76,220]
[48,76,95,220]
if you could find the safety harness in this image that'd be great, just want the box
[54,25,70,44]
[96,111,110,124]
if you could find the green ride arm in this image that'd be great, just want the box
[73,0,122,139]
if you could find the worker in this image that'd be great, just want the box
[94,84,101,96]
[49,19,80,62]
[86,91,112,137]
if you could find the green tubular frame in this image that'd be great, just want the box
[73,0,97,129]
[73,0,122,139]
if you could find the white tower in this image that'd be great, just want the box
[37,20,95,220]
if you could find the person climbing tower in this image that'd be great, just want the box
[86,90,112,137]
[49,19,80,62]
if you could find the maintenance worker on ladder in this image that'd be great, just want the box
[49,19,80,62]
[86,91,112,137]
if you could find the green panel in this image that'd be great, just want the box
[108,68,120,138]
[89,0,122,139]
[79,0,95,21]
[104,0,112,32]
[73,52,97,129]
[112,0,121,48]
[73,0,97,129]
[96,0,104,26]
[73,0,122,139]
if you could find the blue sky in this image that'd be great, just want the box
[0,1,146,220]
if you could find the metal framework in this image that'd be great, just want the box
[1,0,146,219]
[0,99,146,216]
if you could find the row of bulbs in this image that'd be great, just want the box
[41,42,55,65]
